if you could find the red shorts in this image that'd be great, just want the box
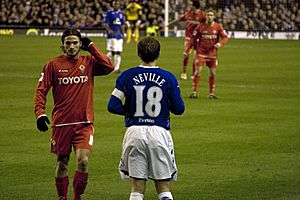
[51,124,94,156]
[195,53,218,68]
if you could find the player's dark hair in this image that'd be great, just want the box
[61,28,81,44]
[137,37,160,63]
[192,0,200,9]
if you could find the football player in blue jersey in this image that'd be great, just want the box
[103,0,125,73]
[107,37,185,200]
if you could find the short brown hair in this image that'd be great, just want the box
[137,37,160,63]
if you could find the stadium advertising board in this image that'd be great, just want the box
[227,31,300,40]
[1,28,299,40]
[0,29,14,35]
[175,30,300,40]
[0,28,106,37]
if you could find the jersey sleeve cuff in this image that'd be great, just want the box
[111,88,124,100]
[37,114,47,119]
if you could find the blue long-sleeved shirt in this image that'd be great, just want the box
[108,65,185,130]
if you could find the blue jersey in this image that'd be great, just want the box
[108,66,185,130]
[103,9,125,39]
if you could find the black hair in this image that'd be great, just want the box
[61,28,81,44]
[192,0,200,9]
[137,37,160,63]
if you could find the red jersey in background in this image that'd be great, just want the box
[193,22,229,60]
[34,44,113,127]
[179,10,206,38]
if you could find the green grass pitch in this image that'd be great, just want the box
[0,35,299,200]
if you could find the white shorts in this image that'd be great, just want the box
[107,38,123,52]
[119,125,177,181]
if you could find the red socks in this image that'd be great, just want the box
[192,75,216,94]
[55,171,88,200]
[56,176,69,200]
[72,171,88,200]
[192,61,196,75]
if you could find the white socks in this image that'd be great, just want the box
[107,52,121,72]
[129,191,173,200]
[158,192,173,200]
[107,51,113,60]
[114,54,121,71]
[129,192,144,200]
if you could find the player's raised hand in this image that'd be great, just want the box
[81,37,93,51]
[36,115,50,132]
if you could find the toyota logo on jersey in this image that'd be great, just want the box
[58,76,88,85]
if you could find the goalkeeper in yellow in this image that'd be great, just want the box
[125,0,142,43]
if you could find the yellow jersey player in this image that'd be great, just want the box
[125,0,142,43]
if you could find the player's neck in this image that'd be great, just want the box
[65,53,80,59]
[207,21,214,26]
[141,61,156,67]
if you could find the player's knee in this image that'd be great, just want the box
[77,156,89,171]
[210,68,216,76]
[131,178,146,193]
[136,20,141,27]
[155,180,171,194]
[107,51,113,58]
[57,159,69,172]
[194,67,202,76]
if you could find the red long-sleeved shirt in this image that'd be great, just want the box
[34,44,114,127]
[179,10,206,38]
[193,22,229,59]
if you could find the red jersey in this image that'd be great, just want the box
[34,44,114,127]
[193,22,228,59]
[179,10,205,38]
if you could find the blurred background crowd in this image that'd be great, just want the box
[1,0,299,32]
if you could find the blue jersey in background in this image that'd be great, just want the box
[108,66,185,130]
[103,9,125,39]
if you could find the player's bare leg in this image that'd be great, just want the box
[155,180,173,200]
[208,67,217,99]
[181,40,192,80]
[181,52,189,80]
[130,178,146,200]
[55,155,70,200]
[191,59,196,80]
[72,149,90,200]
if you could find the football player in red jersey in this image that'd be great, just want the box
[167,0,205,80]
[34,28,113,200]
[190,8,229,99]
